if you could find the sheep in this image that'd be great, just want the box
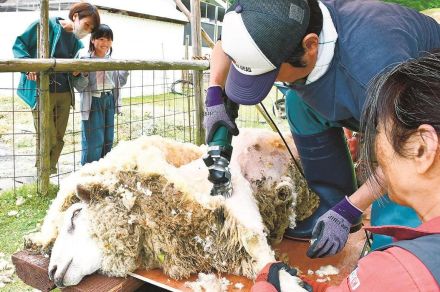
[24,128,319,289]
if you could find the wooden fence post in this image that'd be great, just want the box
[175,0,215,49]
[39,0,50,195]
[190,0,205,146]
[184,35,193,142]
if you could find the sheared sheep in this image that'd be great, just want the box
[24,128,318,290]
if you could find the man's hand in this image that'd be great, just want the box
[307,196,362,258]
[203,86,239,144]
[251,262,310,292]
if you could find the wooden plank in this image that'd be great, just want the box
[13,214,370,291]
[131,227,368,291]
[274,228,367,285]
[62,274,144,292]
[12,250,55,292]
[132,268,253,291]
[12,250,144,292]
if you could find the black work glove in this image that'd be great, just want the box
[252,262,312,292]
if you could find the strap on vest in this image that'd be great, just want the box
[375,234,440,285]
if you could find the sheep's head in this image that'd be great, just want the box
[48,202,103,287]
[48,180,149,287]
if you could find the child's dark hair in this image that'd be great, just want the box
[361,50,440,189]
[89,24,113,55]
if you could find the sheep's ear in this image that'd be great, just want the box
[76,184,91,203]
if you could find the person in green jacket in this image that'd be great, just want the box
[12,2,100,174]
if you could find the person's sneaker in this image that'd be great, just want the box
[284,217,317,241]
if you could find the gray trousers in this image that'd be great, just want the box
[32,91,71,171]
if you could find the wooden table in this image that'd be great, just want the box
[12,250,144,292]
[13,227,368,291]
[131,228,368,291]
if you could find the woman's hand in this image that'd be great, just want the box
[26,72,38,81]
[72,72,88,77]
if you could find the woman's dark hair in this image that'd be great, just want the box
[286,0,323,67]
[361,50,440,189]
[89,24,114,55]
[69,2,100,32]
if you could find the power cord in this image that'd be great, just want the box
[259,102,305,179]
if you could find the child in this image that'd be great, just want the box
[13,2,100,173]
[73,24,129,165]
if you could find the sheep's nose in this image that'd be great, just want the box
[54,276,65,288]
[48,265,57,281]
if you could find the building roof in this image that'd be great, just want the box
[91,0,188,23]
[0,0,189,23]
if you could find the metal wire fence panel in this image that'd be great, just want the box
[0,68,199,192]
[0,65,289,193]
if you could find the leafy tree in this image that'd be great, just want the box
[225,0,439,11]
[383,0,440,11]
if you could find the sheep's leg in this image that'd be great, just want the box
[240,228,307,292]
[240,229,276,272]
[226,165,276,277]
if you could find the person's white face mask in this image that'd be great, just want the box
[73,18,88,39]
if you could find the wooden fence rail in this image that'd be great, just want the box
[0,58,209,72]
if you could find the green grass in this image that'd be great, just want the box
[383,0,440,10]
[0,184,58,291]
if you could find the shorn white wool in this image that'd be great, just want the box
[26,128,308,291]
[315,265,340,277]
[184,270,307,292]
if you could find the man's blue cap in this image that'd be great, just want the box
[222,0,310,105]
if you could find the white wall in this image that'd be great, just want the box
[100,10,185,60]
[98,10,186,96]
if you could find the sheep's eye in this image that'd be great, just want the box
[69,208,82,233]
[72,208,82,219]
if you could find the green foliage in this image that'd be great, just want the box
[383,0,440,11]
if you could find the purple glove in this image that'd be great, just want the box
[307,196,362,258]
[203,86,239,144]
